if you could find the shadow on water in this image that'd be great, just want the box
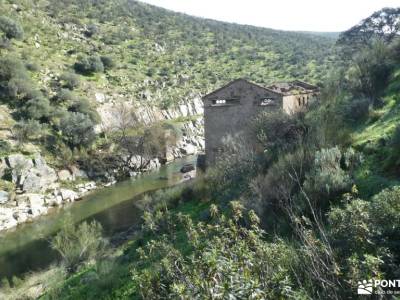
[0,155,197,280]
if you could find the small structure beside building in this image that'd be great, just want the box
[202,78,319,166]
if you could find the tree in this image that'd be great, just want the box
[60,72,80,90]
[347,40,394,101]
[74,54,104,75]
[60,112,97,148]
[12,119,45,143]
[337,7,400,53]
[0,16,24,40]
[108,103,177,173]
[22,96,51,120]
[51,219,108,273]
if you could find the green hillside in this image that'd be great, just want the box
[1,0,335,110]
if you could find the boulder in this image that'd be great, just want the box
[13,209,29,224]
[6,154,34,184]
[0,190,9,204]
[22,155,58,193]
[58,169,73,181]
[45,195,62,207]
[16,193,44,208]
[95,92,106,103]
[60,189,78,202]
[179,143,197,155]
[70,166,88,179]
[0,207,17,230]
[180,164,195,173]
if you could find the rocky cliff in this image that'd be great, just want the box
[0,99,204,232]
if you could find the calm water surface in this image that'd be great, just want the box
[0,155,197,279]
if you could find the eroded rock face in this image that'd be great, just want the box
[21,155,58,193]
[6,154,34,184]
[58,169,73,181]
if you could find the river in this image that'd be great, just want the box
[0,155,197,280]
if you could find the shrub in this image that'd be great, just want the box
[74,54,104,74]
[68,97,100,123]
[85,24,98,37]
[132,203,302,299]
[100,55,115,70]
[60,112,97,148]
[13,119,45,142]
[51,219,108,273]
[254,110,307,158]
[22,96,51,120]
[0,16,24,40]
[0,57,34,103]
[0,140,12,154]
[55,88,76,103]
[329,198,371,254]
[25,62,39,72]
[59,72,80,90]
[342,98,370,123]
[303,147,356,203]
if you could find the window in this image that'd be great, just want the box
[260,98,275,106]
[297,98,301,106]
[211,98,239,106]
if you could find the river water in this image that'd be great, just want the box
[0,155,197,280]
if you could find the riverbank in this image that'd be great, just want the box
[0,117,204,232]
[0,155,198,280]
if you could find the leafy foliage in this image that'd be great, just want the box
[74,54,104,75]
[51,219,108,273]
[133,203,303,299]
[0,16,24,40]
[60,112,97,148]
[337,7,400,52]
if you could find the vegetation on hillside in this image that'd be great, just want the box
[2,3,400,300]
[0,0,336,186]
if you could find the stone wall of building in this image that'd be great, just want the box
[203,79,282,166]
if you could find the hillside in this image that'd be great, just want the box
[0,0,336,227]
[1,3,400,300]
[0,0,337,112]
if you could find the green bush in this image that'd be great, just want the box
[22,96,51,120]
[0,57,34,103]
[342,98,370,123]
[303,147,357,203]
[74,54,104,74]
[133,203,302,299]
[60,112,97,148]
[0,140,12,154]
[55,88,77,103]
[254,110,307,158]
[85,23,99,37]
[100,55,115,70]
[0,16,24,40]
[13,119,45,142]
[51,219,108,273]
[68,97,100,123]
[60,72,80,90]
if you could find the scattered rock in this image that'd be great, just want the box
[0,191,9,204]
[180,163,195,173]
[59,189,78,202]
[180,143,197,155]
[58,169,73,181]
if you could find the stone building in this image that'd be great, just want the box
[202,78,319,166]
